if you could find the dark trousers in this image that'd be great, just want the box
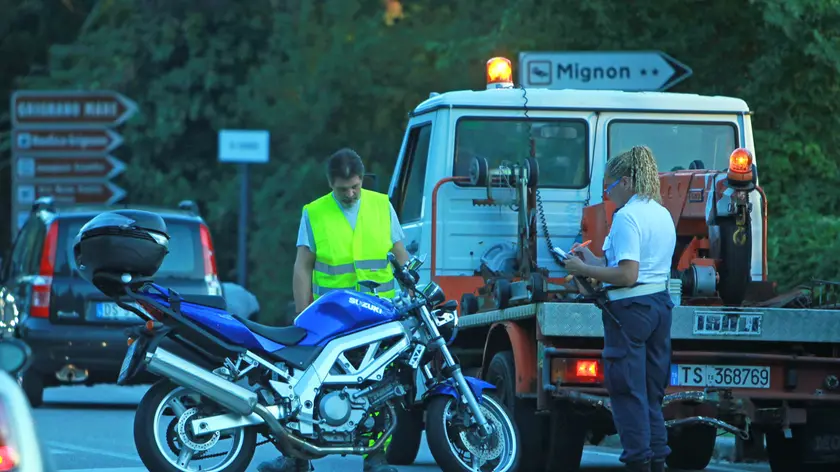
[601,290,674,465]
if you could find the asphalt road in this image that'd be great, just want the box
[32,385,771,472]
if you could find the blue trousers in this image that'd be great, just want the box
[601,290,674,464]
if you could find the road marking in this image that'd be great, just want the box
[584,449,761,472]
[45,441,140,462]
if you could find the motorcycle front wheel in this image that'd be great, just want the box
[134,379,258,472]
[425,392,520,472]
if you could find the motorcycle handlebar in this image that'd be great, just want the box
[387,252,416,289]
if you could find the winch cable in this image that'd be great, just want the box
[522,86,564,267]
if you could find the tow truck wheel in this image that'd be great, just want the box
[486,351,553,471]
[665,424,716,470]
[460,293,479,315]
[764,427,838,472]
[494,279,512,309]
[528,272,548,302]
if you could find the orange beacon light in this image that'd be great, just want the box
[486,57,514,89]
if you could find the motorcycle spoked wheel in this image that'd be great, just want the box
[134,379,258,472]
[425,393,521,472]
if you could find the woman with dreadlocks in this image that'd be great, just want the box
[564,145,677,472]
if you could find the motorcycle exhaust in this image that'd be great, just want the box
[143,347,258,417]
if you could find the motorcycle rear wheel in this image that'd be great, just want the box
[425,392,520,472]
[134,379,258,472]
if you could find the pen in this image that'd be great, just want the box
[571,240,591,253]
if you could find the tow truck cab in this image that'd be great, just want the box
[386,58,765,303]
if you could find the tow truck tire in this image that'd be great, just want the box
[665,424,716,470]
[385,405,424,465]
[486,351,551,471]
[529,272,548,303]
[494,279,512,309]
[764,427,837,472]
[460,293,479,315]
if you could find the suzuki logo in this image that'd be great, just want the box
[349,297,384,315]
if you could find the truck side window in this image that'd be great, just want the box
[608,120,738,171]
[394,124,432,223]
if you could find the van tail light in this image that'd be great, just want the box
[199,224,222,296]
[0,403,20,472]
[31,222,59,318]
[550,358,604,385]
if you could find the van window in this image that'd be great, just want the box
[453,118,589,189]
[56,217,202,278]
[608,121,739,171]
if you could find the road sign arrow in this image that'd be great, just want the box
[518,50,693,91]
[11,90,139,128]
[14,155,127,180]
[12,129,124,154]
[16,181,127,205]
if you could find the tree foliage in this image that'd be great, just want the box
[4,0,840,319]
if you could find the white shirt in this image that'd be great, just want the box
[602,194,676,287]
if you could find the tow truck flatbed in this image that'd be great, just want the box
[458,303,840,343]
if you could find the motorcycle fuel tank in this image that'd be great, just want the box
[294,290,400,346]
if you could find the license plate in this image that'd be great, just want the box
[670,364,771,389]
[95,302,143,322]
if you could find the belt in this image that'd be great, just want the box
[605,282,668,302]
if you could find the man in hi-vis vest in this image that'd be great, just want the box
[258,148,409,472]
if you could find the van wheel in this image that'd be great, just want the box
[21,371,44,408]
[666,425,716,470]
[486,351,550,471]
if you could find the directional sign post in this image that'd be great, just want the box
[219,129,271,288]
[9,90,137,237]
[518,51,693,91]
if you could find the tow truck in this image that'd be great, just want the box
[383,56,840,472]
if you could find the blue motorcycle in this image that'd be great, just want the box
[72,209,520,472]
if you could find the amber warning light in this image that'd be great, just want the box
[486,57,514,89]
[727,147,754,183]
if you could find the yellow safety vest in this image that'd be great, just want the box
[305,189,396,300]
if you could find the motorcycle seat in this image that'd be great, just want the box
[232,314,307,346]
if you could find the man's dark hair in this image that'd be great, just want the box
[326,147,365,184]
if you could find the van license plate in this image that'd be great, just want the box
[96,302,141,321]
[670,364,770,389]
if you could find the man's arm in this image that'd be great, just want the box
[293,210,316,313]
[293,246,316,313]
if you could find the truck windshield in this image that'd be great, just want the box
[454,118,589,188]
[608,120,738,172]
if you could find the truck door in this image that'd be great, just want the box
[388,119,433,277]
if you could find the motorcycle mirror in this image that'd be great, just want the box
[408,253,427,272]
[0,338,32,376]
